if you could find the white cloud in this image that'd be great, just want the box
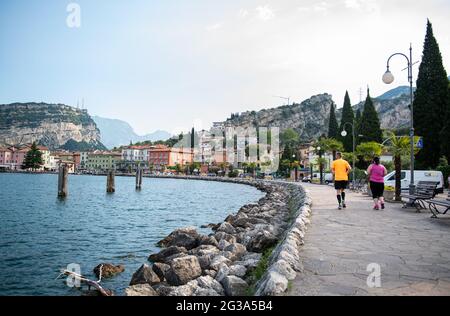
[313,2,329,14]
[256,5,275,21]
[345,0,380,13]
[206,23,222,31]
[238,9,249,19]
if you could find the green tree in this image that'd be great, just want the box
[359,89,382,143]
[439,81,450,162]
[414,20,449,169]
[320,138,344,160]
[23,142,43,171]
[339,91,355,152]
[385,132,411,201]
[356,142,383,169]
[280,128,299,162]
[355,109,362,144]
[328,103,339,139]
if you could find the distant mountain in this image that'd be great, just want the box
[377,86,415,100]
[93,116,171,149]
[221,94,336,140]
[0,103,105,150]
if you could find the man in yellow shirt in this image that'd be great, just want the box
[331,152,352,210]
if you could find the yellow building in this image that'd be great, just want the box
[86,151,122,171]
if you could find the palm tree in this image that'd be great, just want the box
[320,138,344,160]
[385,132,420,201]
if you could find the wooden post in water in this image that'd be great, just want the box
[136,167,143,190]
[107,169,115,193]
[58,163,68,198]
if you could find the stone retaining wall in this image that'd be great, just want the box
[124,176,312,297]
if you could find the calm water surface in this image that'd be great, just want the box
[0,174,264,296]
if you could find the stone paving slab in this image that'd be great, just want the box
[287,183,450,296]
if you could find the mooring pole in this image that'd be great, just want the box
[136,167,142,190]
[107,169,115,193]
[58,164,68,198]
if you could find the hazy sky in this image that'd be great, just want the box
[1,0,449,135]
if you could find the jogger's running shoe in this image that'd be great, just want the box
[342,203,347,209]
[338,204,342,210]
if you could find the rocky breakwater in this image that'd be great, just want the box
[125,180,312,296]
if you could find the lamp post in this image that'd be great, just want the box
[383,44,415,195]
[315,146,324,185]
[341,122,356,188]
[292,154,298,182]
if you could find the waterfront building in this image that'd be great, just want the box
[121,145,151,162]
[86,151,122,171]
[0,144,50,170]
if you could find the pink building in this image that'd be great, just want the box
[0,145,50,170]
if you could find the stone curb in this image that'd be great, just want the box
[254,184,312,296]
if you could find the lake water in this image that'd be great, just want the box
[0,173,264,296]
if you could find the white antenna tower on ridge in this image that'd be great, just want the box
[358,88,363,104]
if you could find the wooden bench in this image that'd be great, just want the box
[401,181,439,211]
[426,191,450,219]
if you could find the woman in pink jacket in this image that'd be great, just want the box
[367,157,388,210]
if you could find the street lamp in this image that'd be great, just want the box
[315,146,324,185]
[383,44,415,195]
[341,122,356,188]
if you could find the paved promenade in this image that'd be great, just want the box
[288,183,450,296]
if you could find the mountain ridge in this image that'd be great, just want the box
[0,102,105,150]
[92,116,171,149]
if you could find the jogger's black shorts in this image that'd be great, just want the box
[334,181,348,190]
[370,181,385,198]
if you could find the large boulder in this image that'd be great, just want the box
[196,275,225,295]
[125,284,158,296]
[210,255,232,271]
[215,264,230,283]
[228,265,247,278]
[216,222,237,235]
[255,271,288,296]
[245,230,278,252]
[166,256,202,286]
[198,235,219,247]
[152,262,171,281]
[224,243,247,260]
[130,264,161,286]
[214,232,237,244]
[148,246,187,263]
[157,227,200,250]
[167,280,199,296]
[93,263,125,279]
[218,239,231,251]
[188,245,220,257]
[221,276,248,296]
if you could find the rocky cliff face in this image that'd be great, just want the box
[223,91,412,141]
[337,94,411,130]
[0,103,104,150]
[224,94,335,140]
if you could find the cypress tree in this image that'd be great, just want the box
[328,103,339,139]
[23,142,43,171]
[440,82,450,162]
[359,89,383,143]
[339,91,355,152]
[414,20,449,169]
[355,109,362,145]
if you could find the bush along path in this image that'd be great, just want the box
[124,179,312,296]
